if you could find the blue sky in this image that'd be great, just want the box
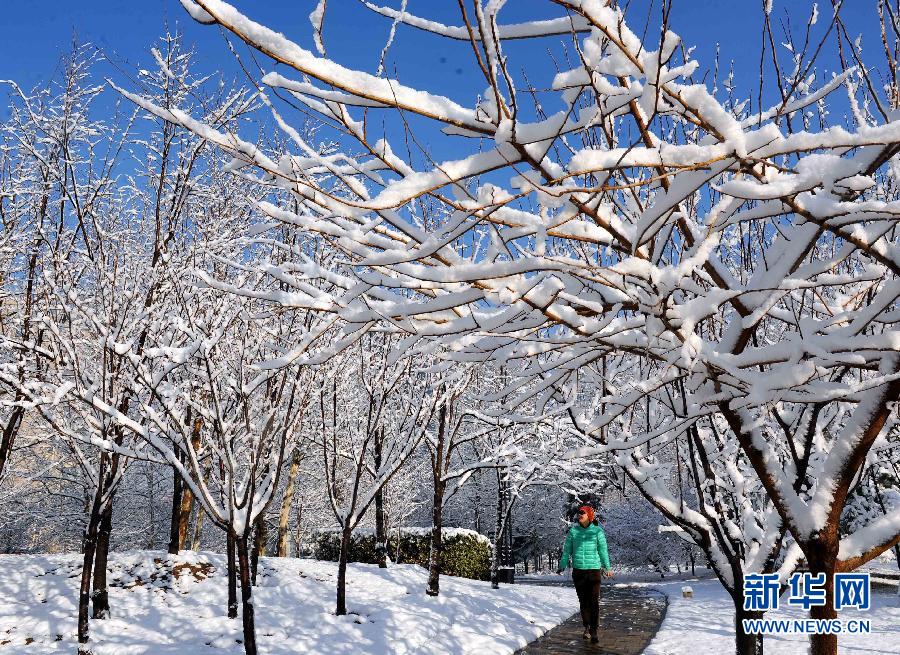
[1,2,884,90]
[0,1,888,139]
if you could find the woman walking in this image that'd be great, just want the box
[557,505,612,644]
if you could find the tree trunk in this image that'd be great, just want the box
[336,524,352,615]
[78,529,98,654]
[374,432,388,568]
[177,480,193,551]
[91,502,113,619]
[78,479,105,652]
[473,468,482,534]
[375,487,387,568]
[190,463,210,551]
[167,462,184,555]
[226,529,238,619]
[251,518,267,585]
[490,476,504,589]
[293,502,303,557]
[236,534,258,655]
[808,592,838,655]
[276,448,301,557]
[0,407,24,486]
[490,534,502,588]
[177,417,202,550]
[733,603,764,655]
[427,479,445,596]
[807,549,838,655]
[394,525,403,564]
[427,404,447,596]
[191,502,205,551]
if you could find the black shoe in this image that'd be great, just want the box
[590,633,599,644]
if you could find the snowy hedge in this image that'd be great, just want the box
[312,527,492,581]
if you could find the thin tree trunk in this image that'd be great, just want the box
[336,524,352,615]
[374,431,387,568]
[167,462,184,555]
[490,537,502,587]
[78,526,99,653]
[427,404,447,596]
[251,518,267,585]
[78,477,105,652]
[167,420,201,553]
[490,473,505,589]
[227,529,238,619]
[178,417,202,550]
[90,436,122,625]
[176,478,193,551]
[91,502,113,619]
[0,407,24,485]
[276,448,302,557]
[191,502,205,550]
[375,487,387,568]
[236,534,258,655]
[293,502,303,557]
[426,480,445,596]
[473,468,482,534]
[190,465,210,551]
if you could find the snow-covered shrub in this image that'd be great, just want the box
[313,527,492,581]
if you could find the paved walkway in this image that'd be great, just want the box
[516,581,668,655]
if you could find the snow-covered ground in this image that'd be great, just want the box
[641,577,900,655]
[0,551,577,654]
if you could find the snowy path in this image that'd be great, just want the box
[515,581,667,654]
[516,573,900,655]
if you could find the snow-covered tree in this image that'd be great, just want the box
[0,44,156,651]
[7,35,273,654]
[311,335,444,613]
[0,45,109,492]
[563,358,797,655]
[126,3,900,654]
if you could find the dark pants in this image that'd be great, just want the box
[572,568,602,633]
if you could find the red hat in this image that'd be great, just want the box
[578,505,595,522]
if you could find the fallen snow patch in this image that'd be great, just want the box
[0,551,577,654]
[639,578,900,654]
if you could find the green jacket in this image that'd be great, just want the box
[559,522,611,570]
